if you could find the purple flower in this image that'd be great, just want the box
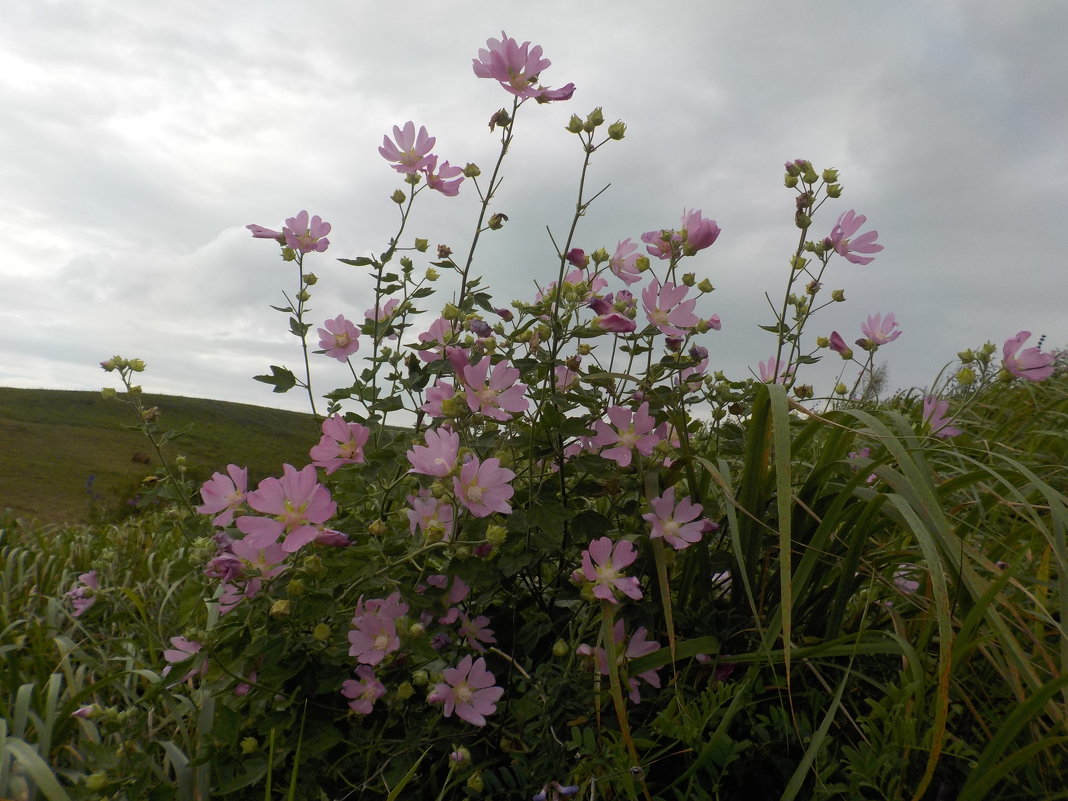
[379,121,436,174]
[573,537,643,603]
[642,279,700,337]
[423,155,464,196]
[643,487,706,550]
[196,464,248,527]
[428,655,504,726]
[348,593,409,666]
[454,457,515,518]
[828,331,853,359]
[922,396,962,438]
[860,313,902,346]
[317,314,360,361]
[309,416,370,474]
[407,428,460,477]
[282,210,331,254]
[235,464,337,553]
[1002,331,1054,381]
[589,402,662,468]
[829,209,883,265]
[341,666,386,715]
[472,32,572,102]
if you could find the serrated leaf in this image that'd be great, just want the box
[253,365,297,393]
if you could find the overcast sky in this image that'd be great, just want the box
[2,0,1065,414]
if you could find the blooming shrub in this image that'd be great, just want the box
[82,31,1066,801]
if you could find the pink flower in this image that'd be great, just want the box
[641,210,720,260]
[453,457,515,518]
[643,487,706,550]
[461,356,529,421]
[428,655,504,727]
[609,238,642,285]
[860,313,902,346]
[828,331,853,359]
[348,593,409,666]
[573,536,643,603]
[457,613,497,652]
[341,666,386,715]
[595,312,637,333]
[407,428,460,477]
[309,416,370,474]
[417,317,456,363]
[407,493,454,541]
[236,464,337,553]
[472,32,572,103]
[578,621,661,703]
[1002,331,1054,381]
[829,209,883,265]
[218,538,288,614]
[922,396,962,438]
[66,570,99,617]
[423,155,464,196]
[317,315,360,361]
[378,121,436,174]
[162,636,207,682]
[589,402,662,468]
[196,464,248,526]
[246,224,282,240]
[757,357,794,384]
[282,210,331,254]
[642,279,699,337]
[566,248,588,268]
[420,379,457,418]
[678,209,722,255]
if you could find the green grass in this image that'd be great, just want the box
[0,387,320,524]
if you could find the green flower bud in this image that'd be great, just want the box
[956,367,976,386]
[607,120,626,140]
[395,681,415,702]
[463,163,481,178]
[826,183,843,198]
[128,359,146,372]
[712,407,727,421]
[957,349,975,363]
[101,387,117,399]
[400,256,413,269]
[822,168,839,183]
[577,343,592,355]
[414,238,429,252]
[391,189,406,204]
[793,384,814,400]
[425,267,439,281]
[405,172,421,185]
[241,737,259,754]
[304,555,324,576]
[312,623,331,641]
[784,174,799,188]
[790,253,808,271]
[681,272,696,287]
[281,247,297,261]
[795,212,812,229]
[487,212,508,230]
[981,341,997,355]
[408,622,426,637]
[552,639,569,658]
[466,772,484,794]
[697,278,714,294]
[411,669,429,687]
[590,247,610,264]
[486,524,507,546]
[801,167,820,184]
[835,383,849,395]
[584,107,604,131]
[85,772,109,791]
[286,578,305,597]
[636,255,651,273]
[442,303,461,321]
[368,519,388,537]
[296,289,311,302]
[566,114,583,133]
[816,336,830,348]
[303,272,318,285]
[440,395,463,417]
[270,599,290,617]
[831,289,846,302]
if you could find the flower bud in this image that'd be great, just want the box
[681,272,695,287]
[822,168,839,183]
[395,681,415,701]
[270,599,290,617]
[552,639,569,657]
[486,524,507,546]
[608,120,626,140]
[488,109,511,130]
[816,336,830,348]
[585,107,604,129]
[566,114,583,133]
[487,213,508,230]
[368,519,388,537]
[400,256,413,269]
[405,172,421,185]
[466,772,484,794]
[793,384,814,400]
[449,746,471,767]
[412,237,429,253]
[826,183,843,198]
[463,163,481,178]
[425,267,439,281]
[956,367,976,386]
[801,166,819,184]
[281,247,296,261]
[577,343,592,355]
[412,669,428,687]
[286,578,306,597]
[957,349,975,363]
[128,359,146,372]
[390,190,406,205]
[101,387,117,399]
[795,212,812,229]
[86,773,109,791]
[697,278,714,293]
[303,272,318,285]
[312,623,331,641]
[831,289,846,302]
[240,737,259,754]
[296,289,311,302]
[784,174,799,188]
[835,383,848,395]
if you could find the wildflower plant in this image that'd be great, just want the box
[75,31,1068,801]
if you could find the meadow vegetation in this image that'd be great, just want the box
[2,32,1065,801]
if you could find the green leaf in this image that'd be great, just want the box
[337,256,374,266]
[253,365,297,393]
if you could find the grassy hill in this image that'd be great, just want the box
[0,387,320,524]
